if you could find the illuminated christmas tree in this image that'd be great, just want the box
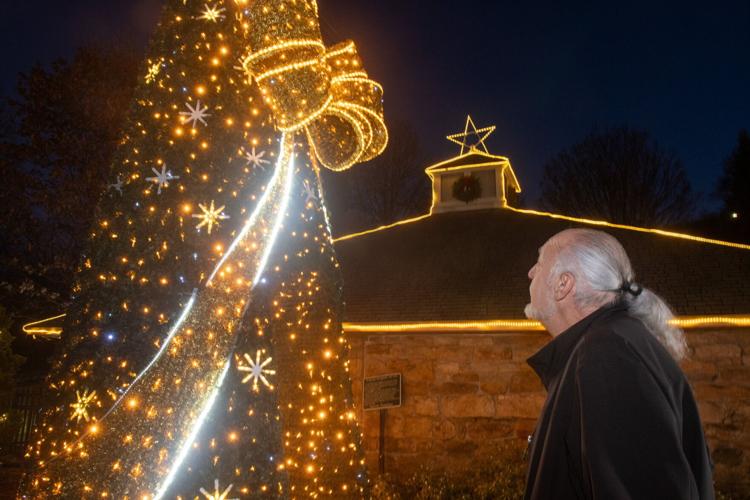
[19,0,386,497]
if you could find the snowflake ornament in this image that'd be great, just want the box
[198,4,226,22]
[179,100,210,128]
[234,57,252,84]
[69,389,97,423]
[108,176,124,195]
[146,165,180,194]
[244,147,270,170]
[303,179,318,205]
[192,200,230,235]
[237,350,276,392]
[199,479,238,500]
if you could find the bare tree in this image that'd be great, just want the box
[321,120,431,235]
[716,129,750,239]
[539,127,697,227]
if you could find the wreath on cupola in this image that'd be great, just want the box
[452,173,482,203]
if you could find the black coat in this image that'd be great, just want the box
[524,302,714,500]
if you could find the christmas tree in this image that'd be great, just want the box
[19,0,386,497]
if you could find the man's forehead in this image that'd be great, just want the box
[540,234,564,257]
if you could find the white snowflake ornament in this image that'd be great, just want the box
[237,350,276,392]
[180,100,210,128]
[303,179,318,205]
[146,165,180,194]
[199,478,238,500]
[108,176,124,195]
[244,147,270,170]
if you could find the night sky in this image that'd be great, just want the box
[2,0,748,210]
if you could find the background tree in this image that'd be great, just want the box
[322,120,431,235]
[0,305,25,460]
[716,129,750,240]
[0,45,139,328]
[0,306,24,396]
[539,127,697,227]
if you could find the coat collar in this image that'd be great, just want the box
[527,301,627,390]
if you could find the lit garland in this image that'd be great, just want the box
[342,315,750,333]
[20,0,384,497]
[26,313,750,341]
[21,313,66,339]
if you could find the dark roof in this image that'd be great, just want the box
[335,208,750,322]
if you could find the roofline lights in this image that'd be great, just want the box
[343,315,750,333]
[333,206,750,250]
[504,206,750,251]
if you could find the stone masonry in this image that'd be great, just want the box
[347,329,750,496]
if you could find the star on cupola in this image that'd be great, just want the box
[424,115,521,214]
[446,115,496,155]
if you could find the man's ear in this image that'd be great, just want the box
[553,272,575,301]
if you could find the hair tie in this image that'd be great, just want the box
[620,281,643,297]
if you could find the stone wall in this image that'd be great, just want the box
[346,328,750,495]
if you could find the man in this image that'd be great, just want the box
[523,228,714,500]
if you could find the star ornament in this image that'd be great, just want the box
[192,200,230,235]
[69,388,97,423]
[146,165,180,194]
[199,479,238,500]
[446,115,496,155]
[237,350,276,392]
[198,4,227,22]
[180,100,211,128]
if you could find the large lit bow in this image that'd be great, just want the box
[241,0,387,171]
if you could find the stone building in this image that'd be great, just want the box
[334,124,750,494]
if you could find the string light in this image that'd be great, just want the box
[21,313,66,339]
[446,115,496,155]
[343,315,750,333]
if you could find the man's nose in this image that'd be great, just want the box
[528,264,536,280]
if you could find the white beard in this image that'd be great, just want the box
[524,303,543,320]
[524,295,554,322]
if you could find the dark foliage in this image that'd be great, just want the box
[321,120,431,236]
[539,127,697,227]
[371,444,527,500]
[0,45,140,323]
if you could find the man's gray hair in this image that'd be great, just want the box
[551,228,688,360]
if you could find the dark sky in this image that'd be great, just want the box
[2,0,748,210]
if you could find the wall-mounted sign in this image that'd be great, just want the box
[363,373,402,411]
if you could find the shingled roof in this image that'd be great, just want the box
[334,208,750,323]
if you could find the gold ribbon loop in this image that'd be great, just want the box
[243,0,387,171]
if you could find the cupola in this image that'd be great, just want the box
[426,115,521,213]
